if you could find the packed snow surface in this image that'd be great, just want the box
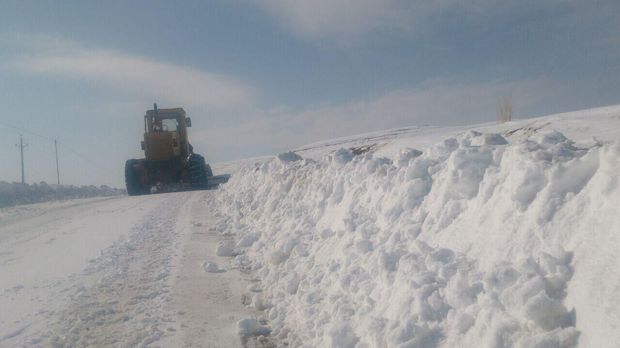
[0,193,260,347]
[208,105,620,347]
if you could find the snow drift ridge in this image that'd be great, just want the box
[209,129,620,347]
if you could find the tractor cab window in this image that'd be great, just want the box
[161,118,179,132]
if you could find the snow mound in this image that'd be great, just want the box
[209,128,620,347]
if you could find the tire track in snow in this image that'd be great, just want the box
[24,192,193,347]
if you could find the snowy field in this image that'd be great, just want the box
[0,182,124,208]
[1,105,619,347]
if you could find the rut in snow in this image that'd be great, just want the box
[31,194,187,347]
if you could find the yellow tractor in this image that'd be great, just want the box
[125,104,224,195]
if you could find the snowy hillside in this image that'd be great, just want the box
[208,105,620,347]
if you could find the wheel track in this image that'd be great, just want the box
[25,193,192,347]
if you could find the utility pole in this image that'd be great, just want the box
[55,139,60,185]
[16,134,28,184]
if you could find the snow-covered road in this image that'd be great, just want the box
[0,192,261,347]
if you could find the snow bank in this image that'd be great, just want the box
[209,129,620,347]
[0,181,124,208]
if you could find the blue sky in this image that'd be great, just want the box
[0,0,619,186]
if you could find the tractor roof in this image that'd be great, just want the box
[145,108,186,118]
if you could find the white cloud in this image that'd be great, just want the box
[4,34,255,109]
[251,0,592,43]
[254,0,413,41]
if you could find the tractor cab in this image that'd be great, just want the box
[142,104,192,161]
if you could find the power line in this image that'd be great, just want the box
[56,139,108,171]
[0,120,50,141]
[0,120,108,180]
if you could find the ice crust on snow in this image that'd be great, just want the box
[208,126,620,347]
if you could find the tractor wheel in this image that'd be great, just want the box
[187,154,208,187]
[125,159,149,196]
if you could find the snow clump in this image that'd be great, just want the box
[202,260,225,273]
[215,240,236,257]
[277,151,303,162]
[237,318,271,337]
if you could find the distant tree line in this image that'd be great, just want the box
[0,181,125,208]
